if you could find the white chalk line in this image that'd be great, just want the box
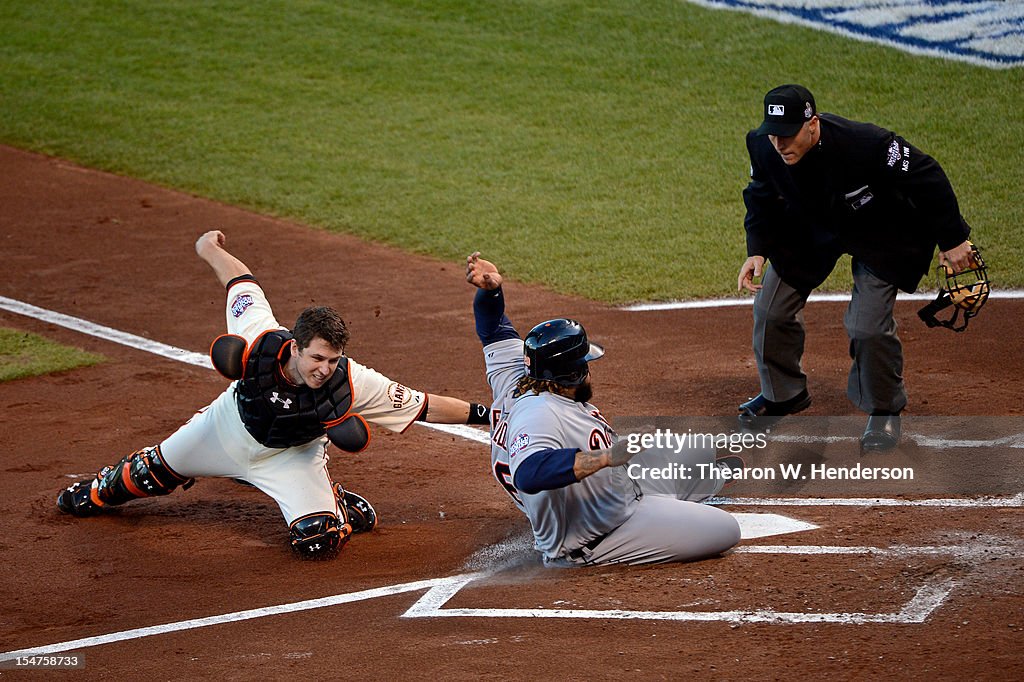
[0,295,212,368]
[400,573,956,625]
[2,295,1018,504]
[0,541,969,659]
[736,544,962,557]
[621,289,1024,311]
[0,295,489,444]
[768,432,1024,449]
[0,575,476,663]
[710,492,1023,507]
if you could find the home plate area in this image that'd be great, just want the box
[399,512,988,626]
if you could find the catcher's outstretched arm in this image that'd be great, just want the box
[412,394,488,425]
[196,230,252,288]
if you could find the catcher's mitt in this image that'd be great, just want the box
[918,241,990,332]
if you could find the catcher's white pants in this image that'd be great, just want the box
[158,387,339,524]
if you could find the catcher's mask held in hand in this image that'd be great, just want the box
[918,242,990,332]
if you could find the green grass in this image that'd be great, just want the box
[0,328,104,382]
[1,1,1020,302]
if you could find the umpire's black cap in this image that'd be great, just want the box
[755,84,816,136]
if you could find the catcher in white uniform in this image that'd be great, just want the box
[57,231,490,559]
[467,253,740,566]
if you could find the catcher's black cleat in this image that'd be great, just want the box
[737,390,811,430]
[56,480,103,517]
[335,484,378,534]
[861,414,901,453]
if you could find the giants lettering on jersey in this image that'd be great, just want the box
[509,432,530,459]
[387,382,417,409]
[230,294,254,318]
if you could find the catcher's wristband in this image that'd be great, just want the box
[467,402,489,425]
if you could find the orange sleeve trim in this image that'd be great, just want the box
[399,396,429,434]
[346,360,355,404]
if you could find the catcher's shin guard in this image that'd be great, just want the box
[289,512,352,559]
[92,446,193,508]
[335,483,378,534]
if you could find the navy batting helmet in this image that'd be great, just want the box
[523,319,605,386]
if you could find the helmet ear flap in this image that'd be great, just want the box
[917,242,990,332]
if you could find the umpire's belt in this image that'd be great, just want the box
[567,531,611,562]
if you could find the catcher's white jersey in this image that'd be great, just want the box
[225,280,427,432]
[484,338,640,562]
[158,280,427,523]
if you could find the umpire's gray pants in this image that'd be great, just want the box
[752,261,907,414]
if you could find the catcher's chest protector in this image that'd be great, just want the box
[235,330,354,448]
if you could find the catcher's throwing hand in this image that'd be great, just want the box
[195,229,227,257]
[466,251,503,290]
[737,255,766,293]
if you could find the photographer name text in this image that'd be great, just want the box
[628,462,914,481]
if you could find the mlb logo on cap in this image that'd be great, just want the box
[756,84,816,136]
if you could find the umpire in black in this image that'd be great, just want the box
[736,84,975,451]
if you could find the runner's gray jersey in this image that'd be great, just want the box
[483,338,640,561]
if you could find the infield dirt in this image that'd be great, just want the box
[1,146,1021,679]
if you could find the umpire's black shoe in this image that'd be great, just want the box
[56,480,102,517]
[861,414,901,453]
[737,390,811,429]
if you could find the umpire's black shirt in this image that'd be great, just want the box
[742,113,970,293]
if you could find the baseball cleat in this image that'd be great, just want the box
[56,480,102,517]
[737,390,811,430]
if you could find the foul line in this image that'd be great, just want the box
[621,289,1024,312]
[2,295,1018,503]
[0,295,489,444]
[0,295,212,367]
[0,575,476,663]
